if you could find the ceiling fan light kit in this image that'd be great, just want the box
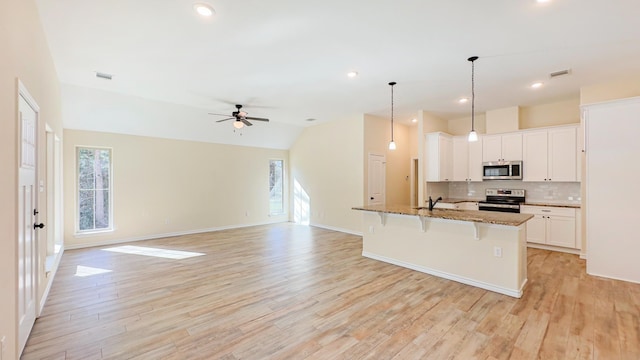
[210,104,270,130]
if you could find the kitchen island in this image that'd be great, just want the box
[352,205,533,298]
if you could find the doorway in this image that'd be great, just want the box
[367,153,385,205]
[18,81,40,355]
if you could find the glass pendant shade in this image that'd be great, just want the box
[388,141,396,150]
[468,130,478,142]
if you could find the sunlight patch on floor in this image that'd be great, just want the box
[75,265,112,277]
[102,245,206,259]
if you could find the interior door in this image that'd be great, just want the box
[368,154,385,205]
[18,85,39,355]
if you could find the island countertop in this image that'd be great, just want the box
[352,204,533,227]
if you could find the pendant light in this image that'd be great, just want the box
[388,81,397,150]
[467,56,479,142]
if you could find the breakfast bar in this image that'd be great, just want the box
[352,205,533,298]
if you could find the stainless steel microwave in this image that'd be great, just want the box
[482,161,523,180]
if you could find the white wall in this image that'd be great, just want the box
[0,0,63,357]
[61,84,304,150]
[63,130,289,248]
[289,116,364,234]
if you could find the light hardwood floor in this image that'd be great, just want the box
[22,223,640,359]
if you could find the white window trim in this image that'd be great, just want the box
[269,158,287,216]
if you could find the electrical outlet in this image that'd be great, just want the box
[368,226,375,233]
[494,246,502,258]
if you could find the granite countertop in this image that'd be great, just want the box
[436,198,581,208]
[437,198,483,204]
[522,201,581,209]
[352,205,533,227]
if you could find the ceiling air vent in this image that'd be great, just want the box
[549,69,571,78]
[95,72,113,80]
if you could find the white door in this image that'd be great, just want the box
[18,84,39,355]
[368,154,385,205]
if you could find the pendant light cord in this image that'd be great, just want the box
[469,57,477,132]
[389,81,396,141]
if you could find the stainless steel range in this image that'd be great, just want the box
[478,189,525,213]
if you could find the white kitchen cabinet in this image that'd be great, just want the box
[453,136,483,182]
[521,205,577,249]
[482,133,522,162]
[523,126,577,182]
[425,133,452,182]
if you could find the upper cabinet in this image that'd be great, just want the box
[482,133,522,162]
[523,126,577,182]
[452,136,483,182]
[425,132,452,181]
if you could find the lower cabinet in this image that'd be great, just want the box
[520,205,578,249]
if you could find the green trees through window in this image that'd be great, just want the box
[269,160,284,215]
[77,147,111,231]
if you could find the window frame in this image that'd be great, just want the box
[75,146,114,234]
[268,159,286,216]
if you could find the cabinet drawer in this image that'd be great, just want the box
[521,205,575,217]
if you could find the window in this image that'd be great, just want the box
[77,147,112,232]
[269,159,284,215]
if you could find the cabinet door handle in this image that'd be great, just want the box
[542,210,551,212]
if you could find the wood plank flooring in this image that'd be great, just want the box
[22,223,640,359]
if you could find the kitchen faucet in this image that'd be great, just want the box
[428,196,442,211]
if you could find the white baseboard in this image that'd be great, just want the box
[65,220,288,250]
[526,243,581,255]
[362,251,525,298]
[310,222,363,237]
[580,252,587,260]
[39,246,65,315]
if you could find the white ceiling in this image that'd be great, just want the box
[35,0,640,133]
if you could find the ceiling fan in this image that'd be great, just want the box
[209,104,269,129]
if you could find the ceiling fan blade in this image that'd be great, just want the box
[245,116,269,122]
[241,119,253,126]
[215,117,234,122]
[209,113,232,117]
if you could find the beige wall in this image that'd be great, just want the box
[447,114,487,136]
[363,114,411,206]
[63,130,288,248]
[580,75,640,105]
[0,0,63,357]
[289,116,364,234]
[446,98,580,136]
[520,97,580,128]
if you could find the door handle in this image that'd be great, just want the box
[33,209,39,216]
[34,223,45,229]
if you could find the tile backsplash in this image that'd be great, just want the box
[428,181,581,204]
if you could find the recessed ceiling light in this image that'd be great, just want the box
[531,82,544,89]
[536,0,551,3]
[458,98,469,104]
[411,118,418,123]
[347,71,358,78]
[193,3,215,17]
